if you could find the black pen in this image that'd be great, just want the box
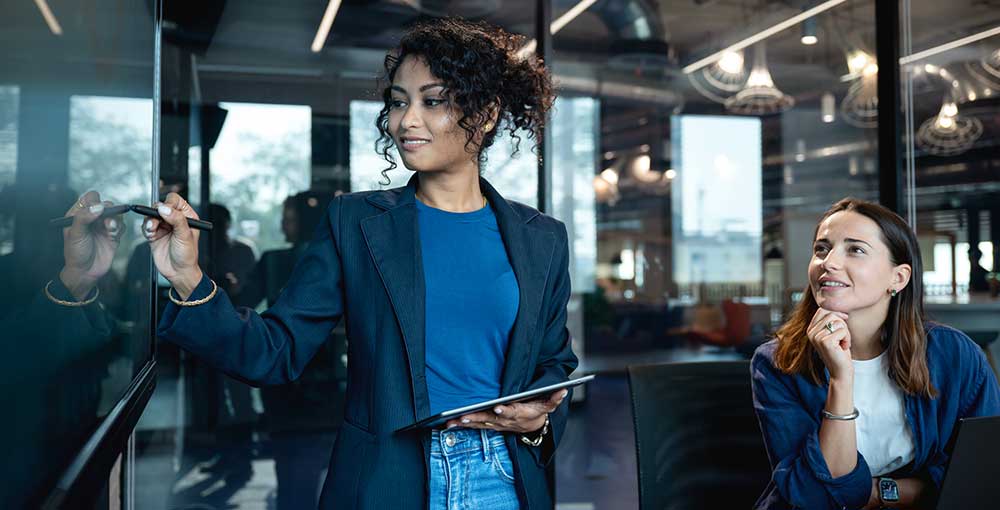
[48,204,131,229]
[49,204,214,231]
[129,205,214,231]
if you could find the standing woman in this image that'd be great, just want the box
[147,18,577,510]
[751,198,1000,510]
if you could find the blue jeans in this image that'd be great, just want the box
[429,428,522,510]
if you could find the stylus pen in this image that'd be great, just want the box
[48,204,131,229]
[49,204,214,231]
[129,205,214,231]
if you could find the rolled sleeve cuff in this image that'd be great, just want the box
[157,274,215,334]
[802,432,872,509]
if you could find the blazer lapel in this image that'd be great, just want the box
[360,177,430,418]
[482,179,557,395]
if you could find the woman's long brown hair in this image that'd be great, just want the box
[773,198,937,398]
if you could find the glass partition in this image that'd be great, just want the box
[901,1,1000,365]
[0,0,157,506]
[545,0,880,506]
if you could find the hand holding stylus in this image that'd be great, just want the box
[59,190,125,300]
[143,192,203,299]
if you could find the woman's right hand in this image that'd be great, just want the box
[807,307,853,381]
[142,192,203,298]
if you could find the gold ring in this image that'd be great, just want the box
[76,200,87,209]
[483,422,494,427]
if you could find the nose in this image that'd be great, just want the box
[821,246,845,271]
[399,103,421,131]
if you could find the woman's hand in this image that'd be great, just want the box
[807,307,853,381]
[142,192,203,298]
[59,191,124,300]
[445,389,568,434]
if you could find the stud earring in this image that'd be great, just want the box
[888,288,898,297]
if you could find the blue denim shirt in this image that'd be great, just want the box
[751,323,1000,510]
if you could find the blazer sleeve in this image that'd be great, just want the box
[927,332,1000,488]
[522,222,579,467]
[157,197,346,386]
[751,349,872,510]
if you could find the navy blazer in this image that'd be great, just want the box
[157,175,579,509]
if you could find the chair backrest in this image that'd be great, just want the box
[627,361,771,510]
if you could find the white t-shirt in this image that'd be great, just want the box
[852,351,916,476]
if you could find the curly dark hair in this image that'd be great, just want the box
[375,18,555,181]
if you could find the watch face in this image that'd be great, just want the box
[880,478,900,502]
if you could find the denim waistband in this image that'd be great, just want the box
[430,428,507,460]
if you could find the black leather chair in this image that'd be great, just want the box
[628,361,771,510]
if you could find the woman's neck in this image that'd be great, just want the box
[415,166,484,212]
[846,301,890,360]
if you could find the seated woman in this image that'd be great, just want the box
[751,198,1000,510]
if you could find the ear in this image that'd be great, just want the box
[484,98,501,130]
[891,263,912,292]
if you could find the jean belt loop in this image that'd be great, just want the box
[481,428,490,462]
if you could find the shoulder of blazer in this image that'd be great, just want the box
[355,182,565,233]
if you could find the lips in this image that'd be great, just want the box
[818,277,850,290]
[399,137,430,152]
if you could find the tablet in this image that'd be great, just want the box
[398,374,595,432]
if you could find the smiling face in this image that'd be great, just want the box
[808,210,912,315]
[387,55,481,175]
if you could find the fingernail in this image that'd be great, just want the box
[494,407,503,414]
[144,223,155,233]
[446,423,456,429]
[157,205,172,217]
[108,219,118,230]
[89,204,104,214]
[461,418,470,424]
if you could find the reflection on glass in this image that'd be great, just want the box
[671,115,762,286]
[0,85,16,190]
[551,96,598,293]
[69,96,153,206]
[211,102,311,253]
[0,0,155,503]
[902,3,1000,303]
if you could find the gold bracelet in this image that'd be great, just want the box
[520,415,550,447]
[168,279,218,307]
[44,280,99,307]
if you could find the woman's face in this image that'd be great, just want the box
[808,211,910,314]
[388,55,478,174]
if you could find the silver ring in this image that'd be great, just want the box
[825,322,835,334]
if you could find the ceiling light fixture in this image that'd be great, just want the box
[821,92,836,123]
[33,0,62,35]
[801,17,818,45]
[724,44,795,115]
[682,0,847,74]
[517,0,599,58]
[899,25,1000,65]
[311,0,343,53]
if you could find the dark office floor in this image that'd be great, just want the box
[134,345,742,510]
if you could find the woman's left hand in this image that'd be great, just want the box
[445,389,568,433]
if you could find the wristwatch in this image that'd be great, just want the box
[878,477,899,504]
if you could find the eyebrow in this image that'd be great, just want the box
[390,83,446,94]
[814,237,873,248]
